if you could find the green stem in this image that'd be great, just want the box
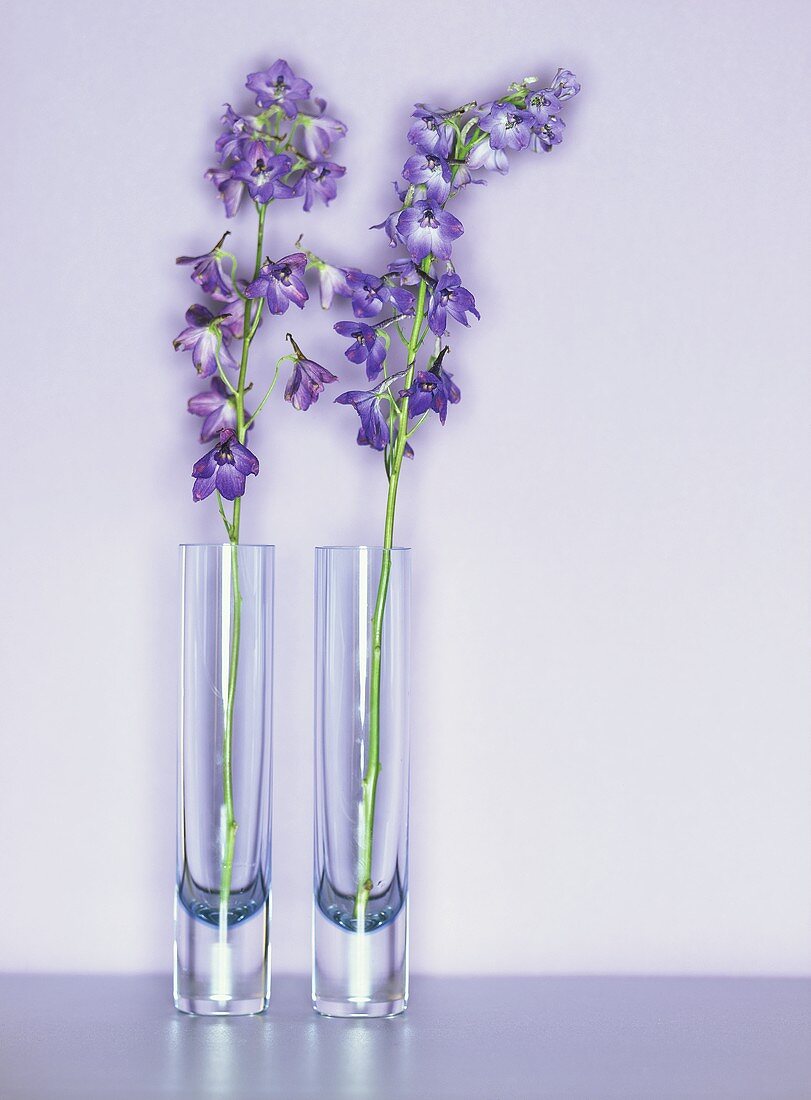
[354,260,431,926]
[219,534,242,920]
[215,491,233,539]
[244,362,281,430]
[217,201,267,927]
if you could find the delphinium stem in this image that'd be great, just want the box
[217,201,267,926]
[354,263,430,925]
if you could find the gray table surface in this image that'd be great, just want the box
[1,974,809,1099]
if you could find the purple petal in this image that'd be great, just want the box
[317,263,352,309]
[216,464,247,500]
[192,448,218,479]
[284,274,309,309]
[230,440,260,475]
[276,252,307,276]
[334,320,366,338]
[188,384,226,417]
[192,472,218,501]
[199,403,236,442]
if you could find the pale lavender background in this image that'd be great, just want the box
[2,0,810,977]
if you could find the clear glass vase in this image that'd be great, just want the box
[313,545,411,1017]
[174,543,274,1015]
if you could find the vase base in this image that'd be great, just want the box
[174,896,271,1016]
[174,994,268,1016]
[313,995,406,1019]
[312,900,408,1017]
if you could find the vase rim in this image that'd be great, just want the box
[179,542,276,549]
[315,545,411,553]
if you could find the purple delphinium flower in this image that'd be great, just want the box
[407,107,455,158]
[386,258,421,285]
[295,103,348,159]
[173,304,241,377]
[370,209,403,248]
[401,370,440,419]
[386,278,415,313]
[345,269,386,317]
[451,162,487,192]
[334,320,387,380]
[478,102,533,151]
[204,167,246,218]
[192,427,259,501]
[427,273,480,336]
[383,277,415,313]
[466,140,509,174]
[301,160,346,212]
[526,88,562,126]
[400,351,460,424]
[530,114,566,152]
[215,104,261,162]
[314,261,352,309]
[357,424,414,458]
[245,253,308,314]
[246,59,312,117]
[550,68,581,101]
[176,237,235,302]
[370,181,409,246]
[211,296,246,339]
[231,142,295,204]
[396,200,464,262]
[402,152,452,203]
[187,377,246,442]
[335,377,399,451]
[285,346,338,411]
[346,270,413,318]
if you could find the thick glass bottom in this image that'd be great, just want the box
[174,895,270,1016]
[312,899,407,1017]
[175,994,268,1016]
[314,995,406,1018]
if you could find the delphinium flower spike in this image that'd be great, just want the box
[176,60,346,513]
[320,67,580,929]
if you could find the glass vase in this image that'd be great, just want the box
[313,545,411,1017]
[174,543,274,1015]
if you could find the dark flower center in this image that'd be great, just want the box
[275,264,292,282]
[274,77,288,93]
[419,207,439,227]
[419,379,437,393]
[426,155,439,171]
[217,442,235,465]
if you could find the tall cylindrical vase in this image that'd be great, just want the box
[174,543,274,1015]
[313,545,411,1017]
